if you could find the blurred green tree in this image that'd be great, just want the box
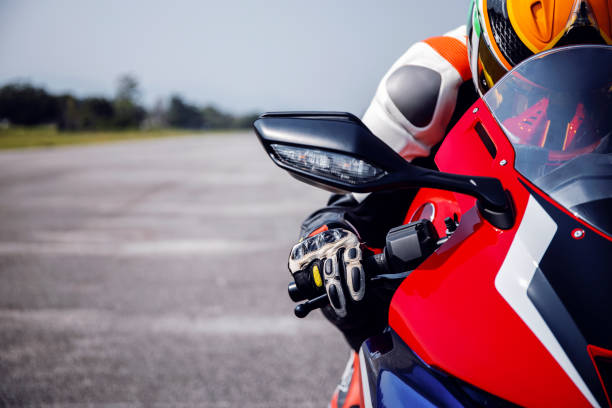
[0,83,60,125]
[166,95,204,129]
[113,74,145,128]
[0,79,257,132]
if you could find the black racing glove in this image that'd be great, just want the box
[288,228,366,318]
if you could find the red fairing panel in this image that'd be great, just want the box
[389,100,591,407]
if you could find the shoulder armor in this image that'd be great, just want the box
[362,25,472,161]
[386,65,442,128]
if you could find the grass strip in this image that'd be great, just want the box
[0,126,241,150]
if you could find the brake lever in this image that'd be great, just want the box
[294,294,329,318]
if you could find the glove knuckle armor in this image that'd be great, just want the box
[288,228,365,318]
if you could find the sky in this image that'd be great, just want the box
[0,0,468,115]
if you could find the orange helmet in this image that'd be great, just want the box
[467,0,612,96]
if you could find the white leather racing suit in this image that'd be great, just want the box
[297,26,479,354]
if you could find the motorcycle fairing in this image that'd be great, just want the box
[493,189,607,407]
[521,179,612,405]
[388,98,611,407]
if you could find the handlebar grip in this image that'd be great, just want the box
[363,252,389,278]
[288,282,307,302]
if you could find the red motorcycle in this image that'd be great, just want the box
[254,45,612,407]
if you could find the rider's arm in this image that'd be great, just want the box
[291,26,477,350]
[300,189,418,249]
[300,26,477,247]
[362,25,473,161]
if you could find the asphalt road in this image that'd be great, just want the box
[0,133,349,407]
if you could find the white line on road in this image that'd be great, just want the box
[0,239,289,256]
[2,199,319,217]
[0,309,328,336]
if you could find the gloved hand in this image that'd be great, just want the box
[288,228,366,318]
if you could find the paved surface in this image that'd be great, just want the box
[0,133,349,407]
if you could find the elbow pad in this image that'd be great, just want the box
[362,25,472,161]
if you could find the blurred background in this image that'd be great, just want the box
[0,1,466,406]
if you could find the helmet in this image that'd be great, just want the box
[467,0,612,96]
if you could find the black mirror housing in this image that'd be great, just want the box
[254,112,406,170]
[253,111,515,230]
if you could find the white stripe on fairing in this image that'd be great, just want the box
[495,196,599,408]
[337,352,355,393]
[359,347,374,408]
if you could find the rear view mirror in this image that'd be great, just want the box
[253,112,407,193]
[254,111,515,229]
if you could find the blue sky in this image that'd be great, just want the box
[0,0,468,115]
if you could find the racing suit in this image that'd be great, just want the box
[296,26,479,408]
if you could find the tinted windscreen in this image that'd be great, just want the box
[484,46,612,236]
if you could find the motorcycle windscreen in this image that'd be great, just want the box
[483,45,612,237]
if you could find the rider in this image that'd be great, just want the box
[287,1,612,406]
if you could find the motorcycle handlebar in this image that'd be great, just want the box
[289,251,392,318]
[290,218,445,318]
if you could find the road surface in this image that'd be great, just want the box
[0,133,349,407]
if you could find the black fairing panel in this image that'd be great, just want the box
[527,268,609,407]
[528,189,612,349]
[523,183,612,407]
